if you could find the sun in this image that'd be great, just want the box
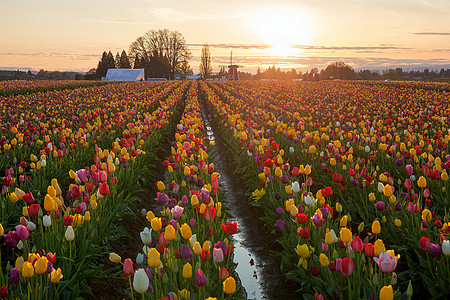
[250,7,314,56]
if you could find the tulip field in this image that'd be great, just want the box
[0,79,449,299]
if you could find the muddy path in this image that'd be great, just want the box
[201,103,301,300]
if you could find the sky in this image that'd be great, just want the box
[1,0,450,73]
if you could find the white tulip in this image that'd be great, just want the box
[43,215,52,228]
[133,268,149,294]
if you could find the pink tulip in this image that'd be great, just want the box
[123,258,133,275]
[373,252,399,273]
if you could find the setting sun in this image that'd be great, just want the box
[251,7,314,56]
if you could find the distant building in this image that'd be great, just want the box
[228,65,239,80]
[104,69,144,81]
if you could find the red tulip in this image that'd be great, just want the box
[99,182,109,196]
[351,236,363,252]
[28,204,40,217]
[204,207,216,221]
[341,258,354,277]
[420,236,431,251]
[221,222,237,235]
[123,258,133,275]
[219,267,229,280]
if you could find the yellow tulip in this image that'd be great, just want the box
[417,176,427,188]
[383,184,393,197]
[182,262,192,278]
[69,170,76,179]
[50,268,63,283]
[340,215,348,227]
[9,192,18,203]
[146,211,155,222]
[164,225,176,241]
[156,181,165,191]
[147,248,161,268]
[422,209,432,222]
[180,223,192,240]
[340,228,352,243]
[22,261,34,277]
[191,194,199,206]
[394,218,402,227]
[374,239,386,257]
[47,186,56,197]
[0,224,3,236]
[319,253,330,267]
[44,194,56,212]
[202,241,211,252]
[193,242,202,255]
[15,188,25,200]
[109,253,121,263]
[151,217,162,231]
[372,220,381,235]
[15,256,25,271]
[35,257,48,274]
[379,285,394,300]
[223,276,236,294]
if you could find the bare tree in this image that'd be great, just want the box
[199,43,212,78]
[129,29,192,79]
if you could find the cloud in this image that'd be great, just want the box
[0,51,99,61]
[188,43,271,50]
[292,45,411,51]
[97,19,140,24]
[414,32,450,36]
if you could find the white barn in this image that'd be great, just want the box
[103,69,144,81]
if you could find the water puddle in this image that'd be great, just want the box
[202,107,300,300]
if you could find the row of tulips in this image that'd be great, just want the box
[198,80,450,299]
[1,81,179,228]
[0,81,189,298]
[206,80,450,297]
[0,80,109,96]
[109,81,241,299]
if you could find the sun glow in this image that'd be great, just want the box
[250,7,314,56]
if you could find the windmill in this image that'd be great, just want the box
[219,51,243,81]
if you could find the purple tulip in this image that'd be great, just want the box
[196,177,205,188]
[429,243,441,258]
[167,198,177,209]
[280,175,289,185]
[311,213,323,226]
[4,232,18,248]
[394,203,403,211]
[155,192,169,205]
[214,241,227,256]
[45,261,54,274]
[200,188,210,204]
[9,268,20,285]
[275,219,285,230]
[179,244,192,261]
[195,269,207,287]
[181,195,188,206]
[15,225,29,240]
[144,267,152,281]
[406,164,414,175]
[276,207,285,217]
[374,201,385,211]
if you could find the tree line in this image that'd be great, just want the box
[95,29,193,80]
[238,62,450,81]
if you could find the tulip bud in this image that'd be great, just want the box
[65,226,74,241]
